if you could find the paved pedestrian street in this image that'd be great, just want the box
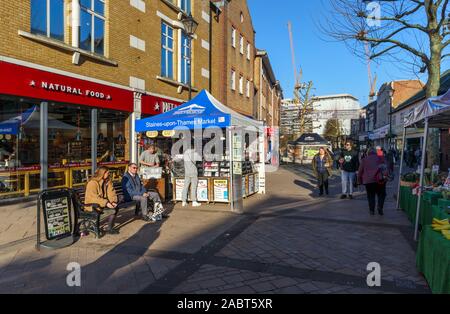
[0,166,430,294]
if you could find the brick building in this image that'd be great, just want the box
[371,80,424,148]
[254,50,283,128]
[0,0,214,199]
[210,0,256,117]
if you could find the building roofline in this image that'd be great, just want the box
[312,94,359,101]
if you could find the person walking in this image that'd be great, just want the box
[85,166,119,235]
[339,141,359,199]
[358,148,387,216]
[122,163,165,222]
[312,147,333,196]
[182,142,202,207]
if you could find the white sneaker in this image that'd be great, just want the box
[182,202,187,207]
[192,201,201,207]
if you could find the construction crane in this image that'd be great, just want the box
[288,21,302,90]
[288,21,314,137]
[364,41,377,101]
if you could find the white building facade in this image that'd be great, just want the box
[310,94,361,136]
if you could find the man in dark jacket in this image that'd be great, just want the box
[122,163,165,222]
[339,141,359,199]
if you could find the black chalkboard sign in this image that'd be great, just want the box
[41,190,73,241]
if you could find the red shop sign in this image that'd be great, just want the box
[142,94,183,115]
[0,61,134,112]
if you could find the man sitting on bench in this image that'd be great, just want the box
[122,163,165,222]
[85,166,119,235]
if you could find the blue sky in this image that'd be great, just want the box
[247,0,449,107]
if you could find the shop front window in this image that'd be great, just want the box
[97,109,128,181]
[48,103,92,187]
[0,96,40,199]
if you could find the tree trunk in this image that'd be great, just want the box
[426,31,442,168]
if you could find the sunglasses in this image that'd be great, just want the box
[131,166,138,169]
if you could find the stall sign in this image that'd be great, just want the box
[146,131,159,138]
[197,179,209,202]
[233,161,242,175]
[214,180,229,202]
[175,179,185,201]
[41,191,72,240]
[242,176,246,197]
[162,130,176,137]
[248,175,254,194]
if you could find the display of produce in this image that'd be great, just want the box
[432,218,450,240]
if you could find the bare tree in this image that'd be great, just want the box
[320,0,449,166]
[321,0,449,98]
[294,81,316,137]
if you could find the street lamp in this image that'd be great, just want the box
[181,13,199,101]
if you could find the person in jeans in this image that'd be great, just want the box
[339,141,359,199]
[85,166,119,235]
[312,147,333,196]
[122,163,165,222]
[182,143,202,207]
[358,148,386,215]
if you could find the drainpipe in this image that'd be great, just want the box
[72,0,80,48]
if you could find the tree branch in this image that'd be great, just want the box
[361,36,430,63]
[369,44,399,59]
[442,53,450,59]
[437,0,449,30]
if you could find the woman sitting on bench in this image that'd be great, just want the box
[85,166,120,235]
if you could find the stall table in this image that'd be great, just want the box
[416,225,450,294]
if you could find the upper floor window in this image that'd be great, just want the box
[239,76,244,94]
[181,32,191,84]
[31,0,64,41]
[231,27,236,48]
[80,0,105,55]
[247,43,251,60]
[231,70,236,91]
[180,0,191,14]
[161,22,174,79]
[239,35,244,55]
[246,80,250,98]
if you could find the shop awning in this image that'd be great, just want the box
[404,89,450,128]
[0,106,36,134]
[135,90,263,132]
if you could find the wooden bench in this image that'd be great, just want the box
[71,182,141,239]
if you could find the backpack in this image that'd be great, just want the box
[376,163,394,184]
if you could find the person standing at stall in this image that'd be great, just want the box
[312,147,333,196]
[182,141,202,207]
[139,144,160,169]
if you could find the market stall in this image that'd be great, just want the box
[396,88,450,240]
[135,90,265,209]
[395,89,450,294]
[289,133,332,164]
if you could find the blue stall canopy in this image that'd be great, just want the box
[135,90,263,132]
[0,106,36,134]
